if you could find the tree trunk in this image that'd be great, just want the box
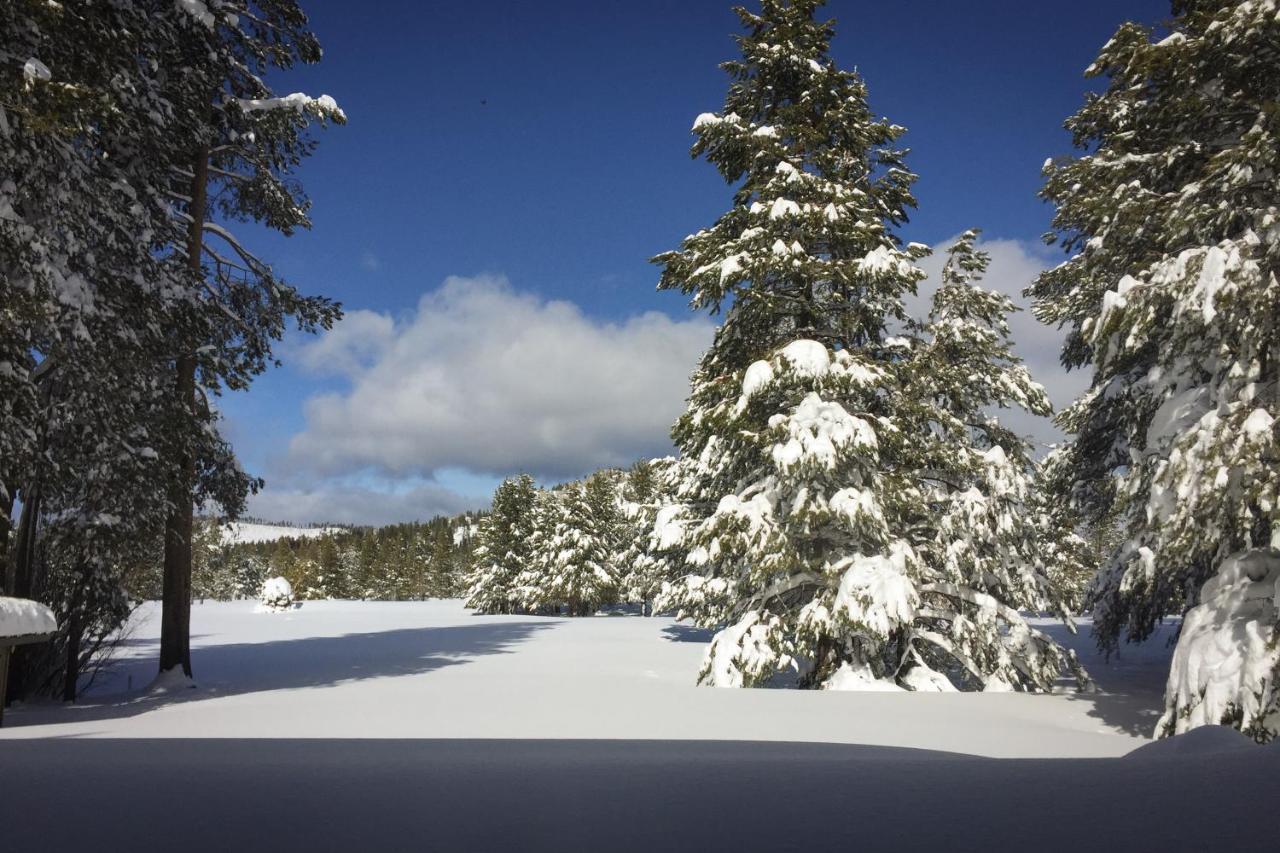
[0,484,13,596]
[159,144,209,678]
[4,484,42,707]
[62,579,83,702]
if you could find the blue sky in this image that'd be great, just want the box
[225,0,1170,526]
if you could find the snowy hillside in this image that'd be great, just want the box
[220,521,345,545]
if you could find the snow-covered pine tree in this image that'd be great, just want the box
[1031,448,1098,613]
[652,0,932,688]
[903,232,1088,691]
[1030,1,1280,739]
[156,1,345,678]
[654,3,1087,691]
[1,1,257,701]
[427,524,457,598]
[618,459,681,615]
[192,520,233,602]
[233,553,268,600]
[465,475,537,614]
[536,476,620,617]
[512,486,558,613]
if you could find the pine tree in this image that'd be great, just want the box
[902,232,1088,691]
[513,487,559,613]
[427,524,456,598]
[465,475,537,614]
[1032,449,1098,613]
[155,1,344,678]
[652,0,930,688]
[1031,1,1280,739]
[314,536,344,599]
[233,553,268,600]
[653,2,1084,691]
[618,458,683,615]
[537,476,620,617]
[1,1,255,701]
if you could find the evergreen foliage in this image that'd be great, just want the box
[537,475,622,617]
[465,475,538,614]
[175,514,477,605]
[618,459,683,615]
[904,233,1089,691]
[1031,0,1280,739]
[651,1,1084,691]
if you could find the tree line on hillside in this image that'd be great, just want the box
[466,0,1280,742]
[174,516,480,604]
[2,0,342,703]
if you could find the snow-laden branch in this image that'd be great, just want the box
[234,92,346,123]
[201,222,267,275]
[747,571,822,609]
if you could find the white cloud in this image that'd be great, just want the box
[294,310,396,378]
[246,482,482,527]
[287,275,713,481]
[360,250,381,272]
[911,235,1089,451]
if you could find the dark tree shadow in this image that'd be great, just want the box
[3,738,1278,853]
[661,623,714,644]
[1032,617,1175,739]
[5,620,557,729]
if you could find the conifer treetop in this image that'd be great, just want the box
[655,0,925,365]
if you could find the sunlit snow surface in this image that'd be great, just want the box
[3,601,1276,853]
[0,600,1187,756]
[219,521,344,544]
[0,596,57,638]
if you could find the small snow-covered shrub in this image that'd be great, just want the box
[259,577,295,612]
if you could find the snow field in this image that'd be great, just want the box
[219,521,344,545]
[0,600,1188,757]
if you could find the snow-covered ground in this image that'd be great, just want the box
[0,600,1179,756]
[219,520,344,544]
[2,601,1276,853]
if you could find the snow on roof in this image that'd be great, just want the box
[0,597,57,640]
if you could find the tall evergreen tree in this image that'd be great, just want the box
[654,2,1084,691]
[904,232,1088,691]
[1031,1,1280,739]
[530,478,620,617]
[465,475,537,614]
[614,458,686,612]
[156,1,344,678]
[512,487,559,613]
[1,0,255,700]
[653,0,929,688]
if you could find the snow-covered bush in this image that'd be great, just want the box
[259,577,295,612]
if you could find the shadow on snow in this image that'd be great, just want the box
[1034,618,1174,739]
[7,620,558,728]
[2,738,1277,853]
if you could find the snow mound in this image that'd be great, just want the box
[258,577,296,612]
[1158,549,1280,736]
[823,661,904,692]
[148,667,197,694]
[0,597,57,639]
[1125,725,1258,759]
